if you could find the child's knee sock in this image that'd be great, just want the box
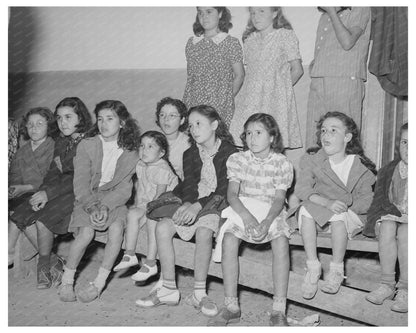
[224,296,239,312]
[93,267,111,290]
[272,296,287,314]
[381,272,396,289]
[62,266,76,285]
[194,280,207,301]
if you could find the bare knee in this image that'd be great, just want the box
[223,232,239,247]
[76,227,95,244]
[271,236,289,256]
[397,223,408,242]
[156,218,175,240]
[379,221,398,242]
[108,220,124,240]
[195,226,213,244]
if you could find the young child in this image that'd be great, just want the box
[293,111,376,300]
[155,97,190,180]
[305,7,371,148]
[229,7,303,148]
[10,97,92,289]
[8,107,57,267]
[183,7,244,127]
[136,105,237,317]
[210,113,294,326]
[113,131,178,286]
[365,123,408,313]
[58,100,140,303]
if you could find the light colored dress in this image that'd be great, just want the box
[213,150,294,262]
[230,29,302,148]
[167,131,190,181]
[183,33,243,126]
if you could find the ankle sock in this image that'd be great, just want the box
[272,296,287,313]
[396,277,408,291]
[329,261,344,273]
[62,266,76,285]
[144,259,156,267]
[194,280,207,301]
[162,279,177,290]
[125,250,135,256]
[224,296,239,312]
[380,272,396,289]
[93,267,111,290]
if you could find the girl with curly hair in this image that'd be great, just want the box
[58,100,140,303]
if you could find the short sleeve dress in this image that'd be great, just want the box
[229,29,302,148]
[183,32,243,126]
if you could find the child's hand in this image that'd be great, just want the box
[252,220,271,242]
[89,205,107,227]
[326,199,348,214]
[173,202,201,226]
[172,202,191,225]
[242,214,259,238]
[29,191,48,211]
[98,205,109,224]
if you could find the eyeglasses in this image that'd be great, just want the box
[26,121,47,129]
[159,113,181,121]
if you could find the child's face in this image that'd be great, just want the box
[197,7,220,32]
[56,106,80,137]
[250,7,277,31]
[399,129,408,164]
[188,112,217,146]
[26,114,48,143]
[158,104,184,136]
[245,121,273,159]
[139,136,164,164]
[97,108,122,142]
[320,117,352,156]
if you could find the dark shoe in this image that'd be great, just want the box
[270,311,289,326]
[207,307,241,326]
[37,266,52,289]
[50,255,65,287]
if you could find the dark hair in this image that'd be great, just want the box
[395,122,408,159]
[400,122,408,136]
[140,130,180,181]
[91,100,141,151]
[21,107,58,141]
[243,7,292,42]
[193,7,233,36]
[316,111,376,174]
[240,113,284,154]
[317,7,351,13]
[55,97,92,134]
[188,105,235,146]
[155,97,188,132]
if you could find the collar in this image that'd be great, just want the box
[248,150,275,164]
[31,137,47,151]
[197,139,222,158]
[192,32,228,45]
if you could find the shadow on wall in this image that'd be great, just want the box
[8,7,38,118]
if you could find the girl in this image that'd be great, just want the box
[136,105,237,318]
[365,123,408,313]
[229,7,303,148]
[293,111,376,300]
[58,100,140,303]
[10,97,92,289]
[209,113,294,326]
[183,7,245,127]
[8,107,57,267]
[155,97,190,180]
[113,131,178,286]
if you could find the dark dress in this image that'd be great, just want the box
[10,135,85,234]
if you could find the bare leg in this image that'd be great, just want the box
[8,221,22,256]
[194,226,214,282]
[36,220,54,259]
[22,224,38,251]
[155,218,177,281]
[330,220,348,263]
[300,216,318,261]
[124,208,145,253]
[65,227,95,270]
[101,220,124,270]
[396,223,408,288]
[271,236,290,299]
[146,219,158,260]
[222,232,241,298]
[379,221,398,279]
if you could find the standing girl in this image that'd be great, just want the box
[365,123,408,313]
[58,100,140,303]
[155,97,190,180]
[210,113,294,326]
[113,131,178,287]
[136,105,237,318]
[10,97,92,289]
[8,107,57,267]
[183,7,245,127]
[293,111,375,300]
[229,7,303,148]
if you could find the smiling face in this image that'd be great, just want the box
[320,117,352,157]
[249,7,276,32]
[245,121,273,158]
[139,136,164,164]
[399,129,408,164]
[197,7,220,33]
[56,106,80,137]
[188,111,217,146]
[158,104,184,137]
[97,108,122,142]
[26,113,48,143]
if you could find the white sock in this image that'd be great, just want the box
[272,296,286,313]
[93,267,111,290]
[62,266,76,285]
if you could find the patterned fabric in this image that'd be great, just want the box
[226,150,294,205]
[229,29,302,148]
[183,33,243,126]
[65,133,86,154]
[197,139,221,198]
[135,159,178,208]
[8,119,20,171]
[168,132,190,181]
[175,214,220,241]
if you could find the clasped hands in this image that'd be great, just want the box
[172,202,202,226]
[29,190,48,211]
[86,204,109,228]
[243,214,271,242]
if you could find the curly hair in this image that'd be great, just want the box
[240,113,284,154]
[90,100,141,151]
[140,130,180,181]
[243,7,292,42]
[188,105,235,146]
[155,97,188,132]
[55,97,92,134]
[20,107,59,141]
[315,111,376,174]
[193,7,233,36]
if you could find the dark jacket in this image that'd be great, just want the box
[364,158,402,237]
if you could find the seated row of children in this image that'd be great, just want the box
[8,96,408,326]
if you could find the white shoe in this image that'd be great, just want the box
[113,254,139,271]
[135,287,180,307]
[131,263,158,282]
[149,278,164,294]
